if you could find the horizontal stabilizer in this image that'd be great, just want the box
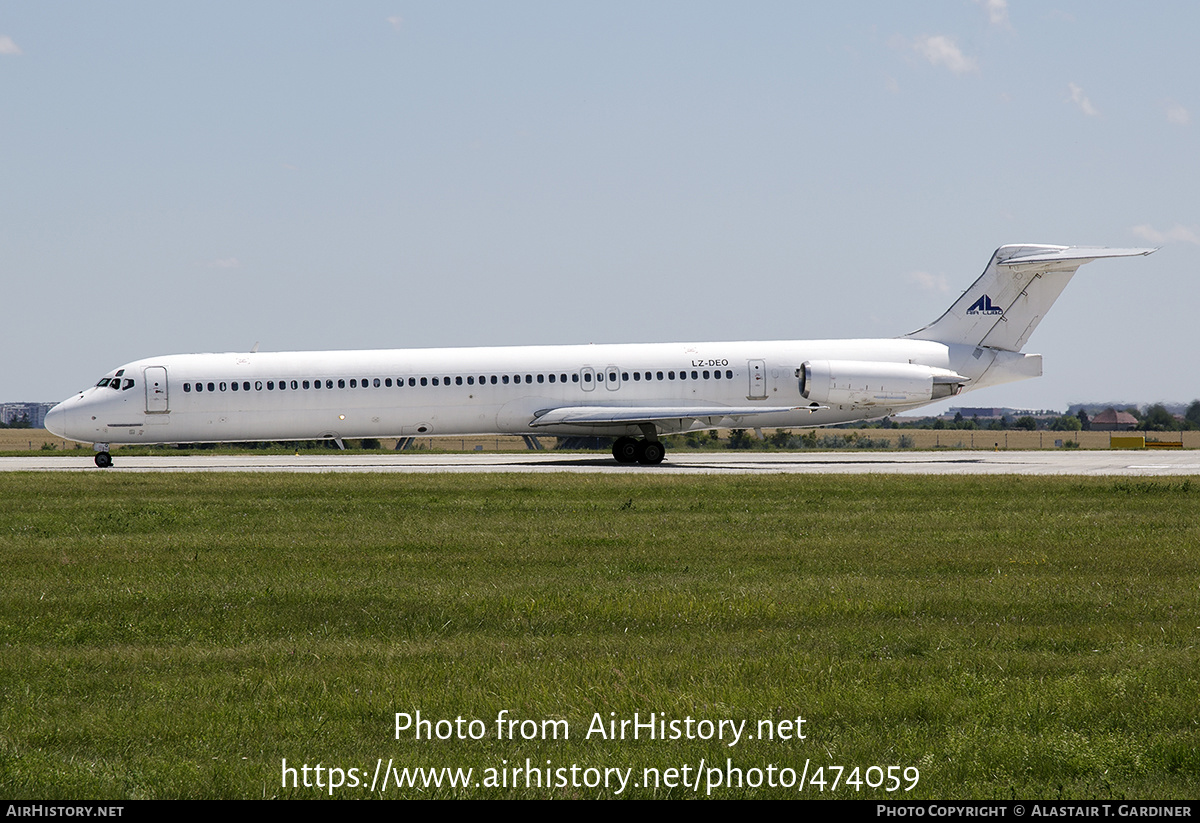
[998,246,1155,273]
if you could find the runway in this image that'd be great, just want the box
[4,451,1199,475]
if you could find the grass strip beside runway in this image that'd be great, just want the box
[2,474,1197,798]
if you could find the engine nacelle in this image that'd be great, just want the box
[798,360,968,407]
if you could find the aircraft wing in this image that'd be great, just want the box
[529,404,823,428]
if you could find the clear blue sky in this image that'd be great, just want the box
[4,2,1196,411]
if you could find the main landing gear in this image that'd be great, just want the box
[612,436,665,465]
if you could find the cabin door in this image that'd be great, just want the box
[747,360,767,400]
[144,366,169,413]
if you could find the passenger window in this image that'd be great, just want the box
[726,369,733,379]
[350,379,357,388]
[548,374,555,383]
[184,383,191,392]
[583,373,592,383]
[467,376,474,385]
[254,381,261,390]
[657,371,664,380]
[490,376,497,384]
[444,376,451,385]
[420,377,428,386]
[374,378,381,387]
[456,376,463,385]
[502,375,509,384]
[572,374,579,383]
[207,382,215,392]
[220,382,227,391]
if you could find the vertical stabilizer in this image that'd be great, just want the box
[905,245,1154,351]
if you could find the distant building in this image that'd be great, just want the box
[942,407,1060,421]
[1,402,56,428]
[948,407,1005,419]
[1089,408,1138,431]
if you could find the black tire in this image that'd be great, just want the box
[636,440,665,465]
[612,437,639,463]
[94,452,112,468]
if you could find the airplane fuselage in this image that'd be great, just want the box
[46,337,974,446]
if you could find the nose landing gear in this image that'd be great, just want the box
[93,445,112,468]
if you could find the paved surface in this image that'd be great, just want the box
[4,451,1199,475]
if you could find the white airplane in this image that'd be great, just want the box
[45,244,1153,467]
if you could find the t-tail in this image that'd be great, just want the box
[903,244,1155,392]
[906,244,1155,351]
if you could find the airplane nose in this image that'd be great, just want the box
[44,401,71,439]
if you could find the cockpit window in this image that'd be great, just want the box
[96,377,112,387]
[109,380,121,390]
[122,379,134,390]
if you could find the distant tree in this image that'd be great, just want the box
[1139,404,1179,432]
[1076,409,1090,431]
[1015,416,1037,431]
[1049,414,1082,432]
[1185,400,1200,430]
[727,429,754,450]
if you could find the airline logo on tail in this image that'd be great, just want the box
[966,295,1003,315]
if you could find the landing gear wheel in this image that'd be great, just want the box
[94,452,112,469]
[612,437,639,464]
[636,440,665,465]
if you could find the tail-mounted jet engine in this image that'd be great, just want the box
[798,360,969,407]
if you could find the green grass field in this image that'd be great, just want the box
[2,474,1197,798]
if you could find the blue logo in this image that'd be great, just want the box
[966,295,1003,315]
